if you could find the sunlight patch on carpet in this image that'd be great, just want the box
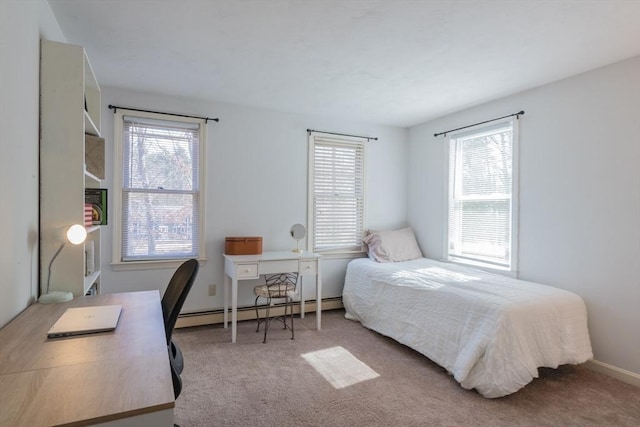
[301,346,380,389]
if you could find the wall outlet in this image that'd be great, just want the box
[208,284,217,296]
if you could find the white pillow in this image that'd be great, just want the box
[362,227,423,263]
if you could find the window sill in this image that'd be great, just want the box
[312,251,367,260]
[111,257,206,271]
[446,257,517,278]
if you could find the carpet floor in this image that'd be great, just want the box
[172,309,640,426]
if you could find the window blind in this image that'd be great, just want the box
[311,138,365,252]
[448,122,513,269]
[121,116,200,261]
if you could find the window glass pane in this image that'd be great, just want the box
[124,121,198,191]
[122,191,199,260]
[450,199,510,263]
[458,131,512,197]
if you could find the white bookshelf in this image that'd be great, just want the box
[40,39,103,297]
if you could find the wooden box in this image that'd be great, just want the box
[225,237,263,255]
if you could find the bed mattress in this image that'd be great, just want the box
[342,257,593,398]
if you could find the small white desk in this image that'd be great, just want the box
[223,251,322,343]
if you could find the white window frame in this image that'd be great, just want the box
[443,117,519,275]
[112,109,207,270]
[307,132,367,257]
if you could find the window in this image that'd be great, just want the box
[308,132,366,255]
[113,110,206,265]
[446,118,518,272]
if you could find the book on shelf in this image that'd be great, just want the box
[84,188,108,225]
[85,283,98,296]
[84,203,93,227]
[85,239,95,276]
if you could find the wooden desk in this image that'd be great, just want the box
[0,291,174,427]
[223,251,322,343]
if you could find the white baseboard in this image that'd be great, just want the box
[175,298,344,329]
[585,359,640,387]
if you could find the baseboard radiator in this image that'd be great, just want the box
[175,296,344,329]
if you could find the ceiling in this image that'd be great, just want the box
[48,0,640,127]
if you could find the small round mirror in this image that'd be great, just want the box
[290,224,306,240]
[290,224,306,252]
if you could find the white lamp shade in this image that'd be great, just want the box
[66,224,87,245]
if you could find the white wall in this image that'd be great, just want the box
[99,87,408,312]
[0,0,65,328]
[408,57,640,375]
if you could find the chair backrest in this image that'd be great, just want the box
[264,272,298,298]
[161,258,199,343]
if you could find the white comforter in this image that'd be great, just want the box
[342,258,593,398]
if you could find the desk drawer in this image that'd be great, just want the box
[236,263,259,279]
[299,260,317,275]
[259,260,298,275]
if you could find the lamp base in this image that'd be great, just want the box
[39,291,73,304]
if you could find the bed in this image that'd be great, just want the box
[342,253,593,398]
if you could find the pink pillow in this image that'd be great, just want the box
[362,227,423,263]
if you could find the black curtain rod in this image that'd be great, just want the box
[307,129,378,141]
[434,110,524,138]
[108,104,219,123]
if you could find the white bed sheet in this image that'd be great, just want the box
[342,258,593,398]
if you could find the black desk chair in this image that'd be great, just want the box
[169,346,183,399]
[161,258,199,399]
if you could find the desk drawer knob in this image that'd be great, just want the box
[244,268,250,273]
[305,265,311,269]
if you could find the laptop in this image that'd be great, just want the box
[47,304,123,338]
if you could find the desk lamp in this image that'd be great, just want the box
[39,224,87,304]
